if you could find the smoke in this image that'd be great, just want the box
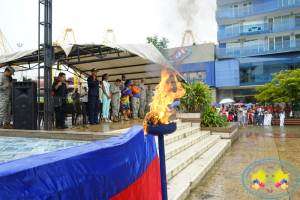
[154,0,217,47]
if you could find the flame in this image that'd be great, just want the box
[143,66,186,134]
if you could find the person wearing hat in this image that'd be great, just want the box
[110,79,124,122]
[145,85,154,113]
[138,79,147,119]
[0,66,14,129]
[131,80,140,119]
[87,68,100,125]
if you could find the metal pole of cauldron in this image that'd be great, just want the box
[158,134,168,200]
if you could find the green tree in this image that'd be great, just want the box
[146,35,169,58]
[255,69,300,104]
[179,81,213,113]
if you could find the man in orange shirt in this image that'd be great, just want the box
[274,104,282,118]
[283,103,291,119]
[131,80,140,119]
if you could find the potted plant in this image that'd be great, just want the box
[176,81,212,123]
[201,106,239,142]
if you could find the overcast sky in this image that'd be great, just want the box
[0,0,217,79]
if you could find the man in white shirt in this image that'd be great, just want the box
[257,106,264,125]
[81,87,88,113]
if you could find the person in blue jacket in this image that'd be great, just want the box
[88,68,100,125]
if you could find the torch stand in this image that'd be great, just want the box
[158,134,168,200]
[147,122,176,200]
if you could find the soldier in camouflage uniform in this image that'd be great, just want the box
[0,67,15,129]
[111,79,124,122]
[145,85,154,113]
[131,80,140,119]
[138,79,146,119]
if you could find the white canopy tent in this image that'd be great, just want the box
[0,43,185,85]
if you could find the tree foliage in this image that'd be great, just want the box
[146,35,169,58]
[255,69,300,104]
[179,81,213,113]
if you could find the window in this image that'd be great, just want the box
[230,4,239,16]
[295,13,300,27]
[272,15,290,30]
[279,0,294,7]
[243,39,263,53]
[296,34,300,47]
[227,42,240,55]
[270,35,290,50]
[243,20,264,33]
[190,72,206,79]
[226,23,239,36]
[242,1,253,15]
[282,35,290,49]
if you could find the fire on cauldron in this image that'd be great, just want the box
[143,66,186,135]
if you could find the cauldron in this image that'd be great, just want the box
[147,122,177,136]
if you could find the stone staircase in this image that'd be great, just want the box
[155,121,231,200]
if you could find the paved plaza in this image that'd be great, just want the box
[186,126,300,200]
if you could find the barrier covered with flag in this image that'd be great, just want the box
[0,126,162,200]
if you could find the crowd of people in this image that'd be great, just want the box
[52,68,154,129]
[219,103,299,128]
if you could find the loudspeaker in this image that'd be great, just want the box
[13,82,37,130]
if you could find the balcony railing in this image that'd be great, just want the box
[216,39,300,58]
[218,19,300,40]
[216,0,300,19]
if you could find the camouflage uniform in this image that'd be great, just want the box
[0,73,11,125]
[138,83,146,117]
[111,83,124,118]
[145,88,154,113]
[131,81,140,118]
[131,97,140,117]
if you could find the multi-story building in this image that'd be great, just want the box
[215,0,300,103]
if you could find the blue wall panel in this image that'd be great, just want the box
[175,61,215,87]
[215,59,240,87]
[253,0,266,13]
[266,0,278,10]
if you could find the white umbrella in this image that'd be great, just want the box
[219,98,235,104]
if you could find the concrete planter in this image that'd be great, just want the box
[202,122,239,143]
[176,113,201,130]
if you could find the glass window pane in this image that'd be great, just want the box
[198,72,206,79]
[269,38,275,50]
[275,36,282,50]
[232,23,239,34]
[283,35,290,49]
[226,24,232,36]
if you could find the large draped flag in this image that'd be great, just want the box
[0,126,162,199]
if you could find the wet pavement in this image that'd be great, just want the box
[186,126,300,200]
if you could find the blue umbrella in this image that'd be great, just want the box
[245,103,255,107]
[211,103,219,106]
[170,101,180,108]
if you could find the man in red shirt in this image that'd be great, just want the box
[283,103,291,119]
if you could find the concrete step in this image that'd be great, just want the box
[176,122,192,131]
[163,131,210,160]
[155,126,201,147]
[166,135,221,181]
[167,139,231,200]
